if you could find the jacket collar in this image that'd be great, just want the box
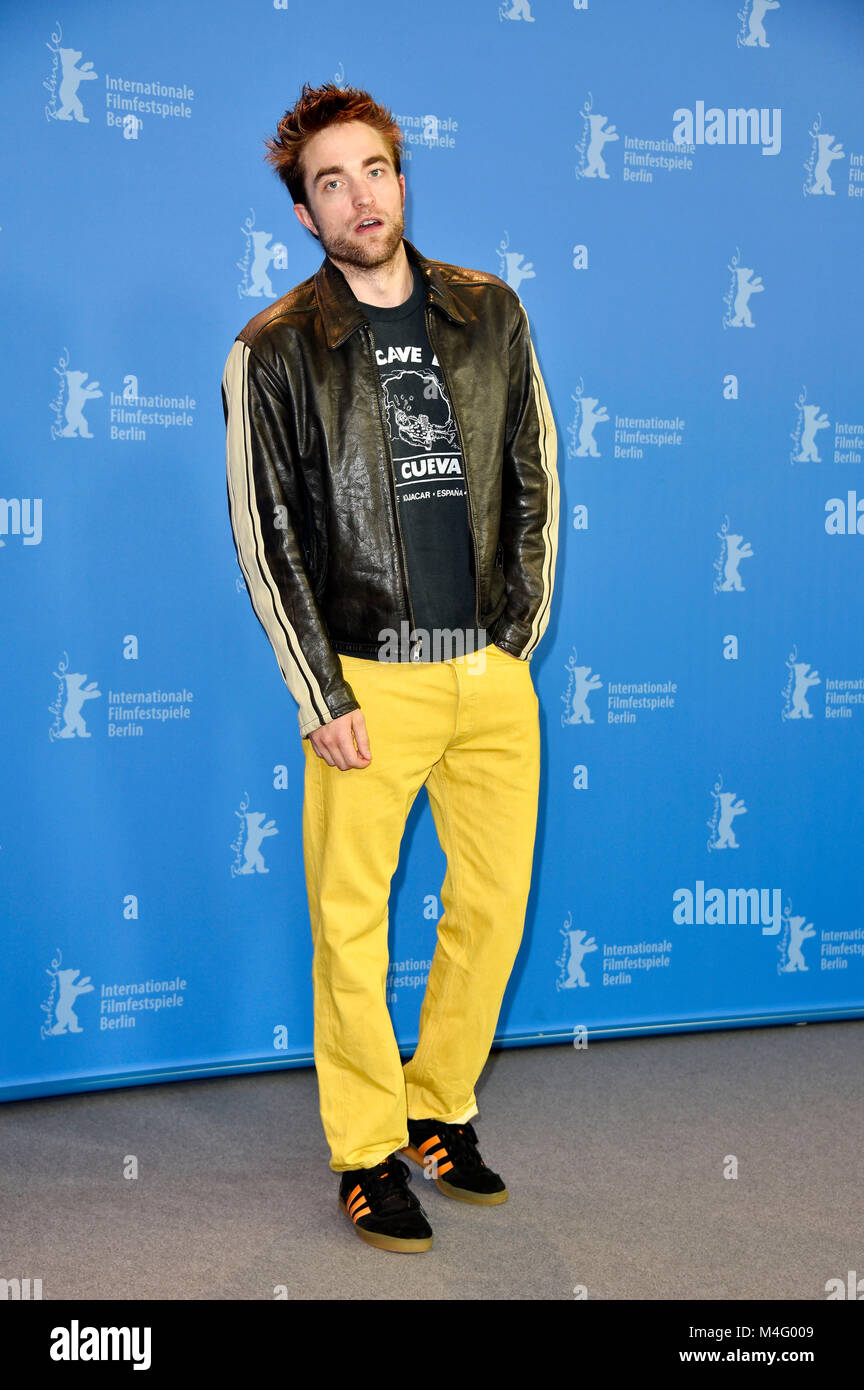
[314,236,467,348]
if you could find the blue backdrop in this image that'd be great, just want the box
[3,0,863,1103]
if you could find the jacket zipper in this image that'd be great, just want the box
[424,307,482,632]
[364,323,420,660]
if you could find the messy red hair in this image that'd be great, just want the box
[264,82,403,205]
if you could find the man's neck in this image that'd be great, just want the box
[330,240,414,308]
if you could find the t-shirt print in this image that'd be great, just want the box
[381,359,463,499]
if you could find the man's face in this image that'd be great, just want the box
[293,120,406,270]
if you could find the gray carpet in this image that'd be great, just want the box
[2,1020,861,1300]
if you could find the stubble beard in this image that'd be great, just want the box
[313,206,406,272]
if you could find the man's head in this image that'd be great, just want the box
[265,83,405,271]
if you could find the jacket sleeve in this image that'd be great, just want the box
[222,336,360,737]
[490,295,560,660]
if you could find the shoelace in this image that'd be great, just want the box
[434,1122,486,1172]
[361,1156,413,1205]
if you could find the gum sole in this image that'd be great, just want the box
[436,1178,508,1206]
[338,1199,433,1252]
[400,1144,509,1205]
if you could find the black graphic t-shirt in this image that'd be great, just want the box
[353,264,486,660]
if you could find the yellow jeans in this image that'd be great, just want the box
[300,641,541,1171]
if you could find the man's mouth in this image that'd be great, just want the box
[354,217,384,233]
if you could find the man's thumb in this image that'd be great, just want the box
[353,713,371,760]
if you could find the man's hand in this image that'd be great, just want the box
[307,709,372,770]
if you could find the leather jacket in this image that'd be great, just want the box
[222,236,559,737]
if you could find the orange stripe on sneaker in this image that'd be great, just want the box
[352,1205,371,1222]
[347,1183,362,1205]
[348,1191,367,1214]
[437,1161,454,1176]
[418,1135,442,1156]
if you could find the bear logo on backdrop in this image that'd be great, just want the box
[707,775,748,851]
[496,230,535,292]
[567,386,609,459]
[803,114,845,196]
[48,350,195,442]
[567,380,685,460]
[790,388,831,463]
[556,912,675,992]
[237,209,288,299]
[48,653,101,741]
[43,24,98,125]
[39,948,190,1039]
[577,89,699,186]
[781,646,821,721]
[231,792,279,877]
[777,903,816,974]
[47,651,194,742]
[736,0,781,50]
[782,645,864,720]
[49,349,102,440]
[556,913,598,989]
[575,95,619,181]
[561,648,677,727]
[714,517,755,593]
[498,0,535,22]
[562,650,603,726]
[499,0,589,22]
[40,950,94,1038]
[788,389,864,537]
[791,388,864,466]
[723,249,764,328]
[42,19,195,136]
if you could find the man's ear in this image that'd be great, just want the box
[293,203,319,238]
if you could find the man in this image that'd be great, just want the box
[222,82,558,1254]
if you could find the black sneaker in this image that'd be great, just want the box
[338,1154,433,1252]
[401,1119,508,1205]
